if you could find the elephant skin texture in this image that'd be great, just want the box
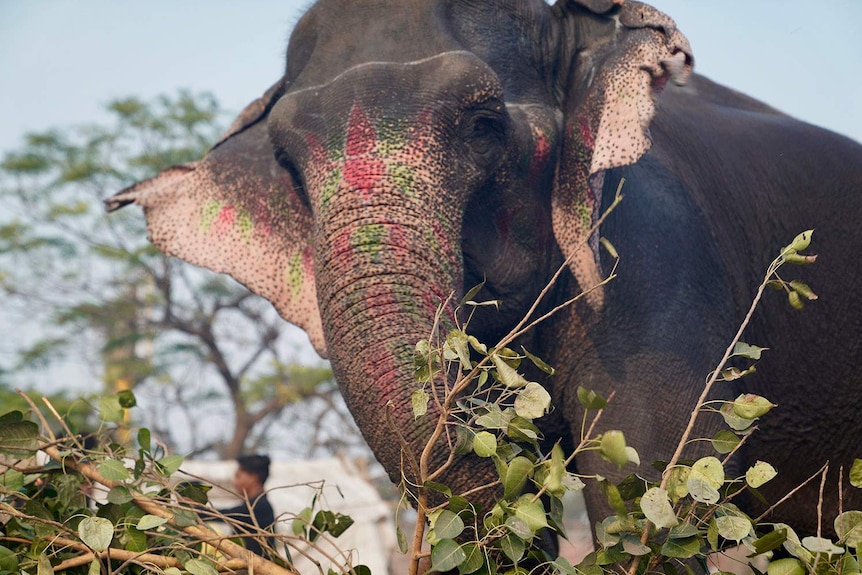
[108,0,862,540]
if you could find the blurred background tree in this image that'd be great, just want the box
[0,92,363,460]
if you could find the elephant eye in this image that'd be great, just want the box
[465,109,506,156]
[275,151,311,210]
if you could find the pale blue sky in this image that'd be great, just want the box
[1,0,861,157]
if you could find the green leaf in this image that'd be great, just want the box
[475,405,511,430]
[520,347,555,375]
[711,430,741,455]
[514,497,548,532]
[787,290,805,310]
[412,388,429,418]
[802,536,844,555]
[789,280,818,301]
[293,507,313,536]
[491,353,528,388]
[835,511,862,548]
[459,543,484,574]
[505,516,533,540]
[117,389,137,408]
[720,403,756,431]
[445,330,472,371]
[784,229,814,253]
[689,457,724,489]
[157,454,184,476]
[467,335,488,355]
[599,478,627,517]
[752,528,787,555]
[98,459,131,482]
[38,553,54,575]
[431,539,466,572]
[732,394,774,419]
[667,466,690,503]
[595,517,621,548]
[0,418,39,456]
[543,444,566,497]
[396,525,408,553]
[599,430,628,467]
[433,510,465,540]
[0,545,19,572]
[99,395,124,423]
[732,342,767,360]
[687,476,720,504]
[707,517,719,551]
[78,516,114,552]
[767,558,806,575]
[461,281,486,305]
[504,457,533,500]
[172,508,198,527]
[513,382,551,419]
[715,515,752,542]
[473,431,497,457]
[621,534,651,556]
[423,481,452,497]
[136,514,168,531]
[184,559,219,575]
[668,522,699,540]
[850,459,862,488]
[774,523,813,564]
[500,533,526,564]
[641,487,678,528]
[577,387,607,410]
[137,428,151,453]
[661,535,702,559]
[746,461,777,488]
[0,468,24,491]
[106,486,133,504]
[599,237,619,259]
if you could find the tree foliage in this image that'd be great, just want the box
[0,92,359,459]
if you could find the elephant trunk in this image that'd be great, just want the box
[315,175,483,492]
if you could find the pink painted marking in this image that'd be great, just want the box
[529,128,551,184]
[346,105,377,157]
[578,115,595,149]
[344,157,388,193]
[214,205,237,237]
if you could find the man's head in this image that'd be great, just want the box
[232,454,271,497]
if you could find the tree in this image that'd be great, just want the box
[0,92,362,459]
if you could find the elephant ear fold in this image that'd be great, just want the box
[105,82,328,358]
[552,0,692,307]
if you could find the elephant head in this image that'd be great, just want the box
[107,0,691,500]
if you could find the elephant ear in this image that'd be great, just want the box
[105,81,327,357]
[552,0,692,307]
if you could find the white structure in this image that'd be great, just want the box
[180,457,395,575]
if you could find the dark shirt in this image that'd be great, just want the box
[218,494,275,556]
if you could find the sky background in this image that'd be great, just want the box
[2,0,861,157]
[1,0,860,384]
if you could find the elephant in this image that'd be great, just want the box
[107,0,862,542]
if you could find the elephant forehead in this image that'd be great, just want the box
[285,0,455,88]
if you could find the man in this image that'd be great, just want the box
[218,454,275,556]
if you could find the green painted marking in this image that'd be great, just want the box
[388,163,416,197]
[352,223,387,256]
[287,252,303,298]
[321,166,342,211]
[200,200,222,233]
[237,210,253,242]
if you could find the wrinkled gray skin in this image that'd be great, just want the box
[109,0,862,540]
